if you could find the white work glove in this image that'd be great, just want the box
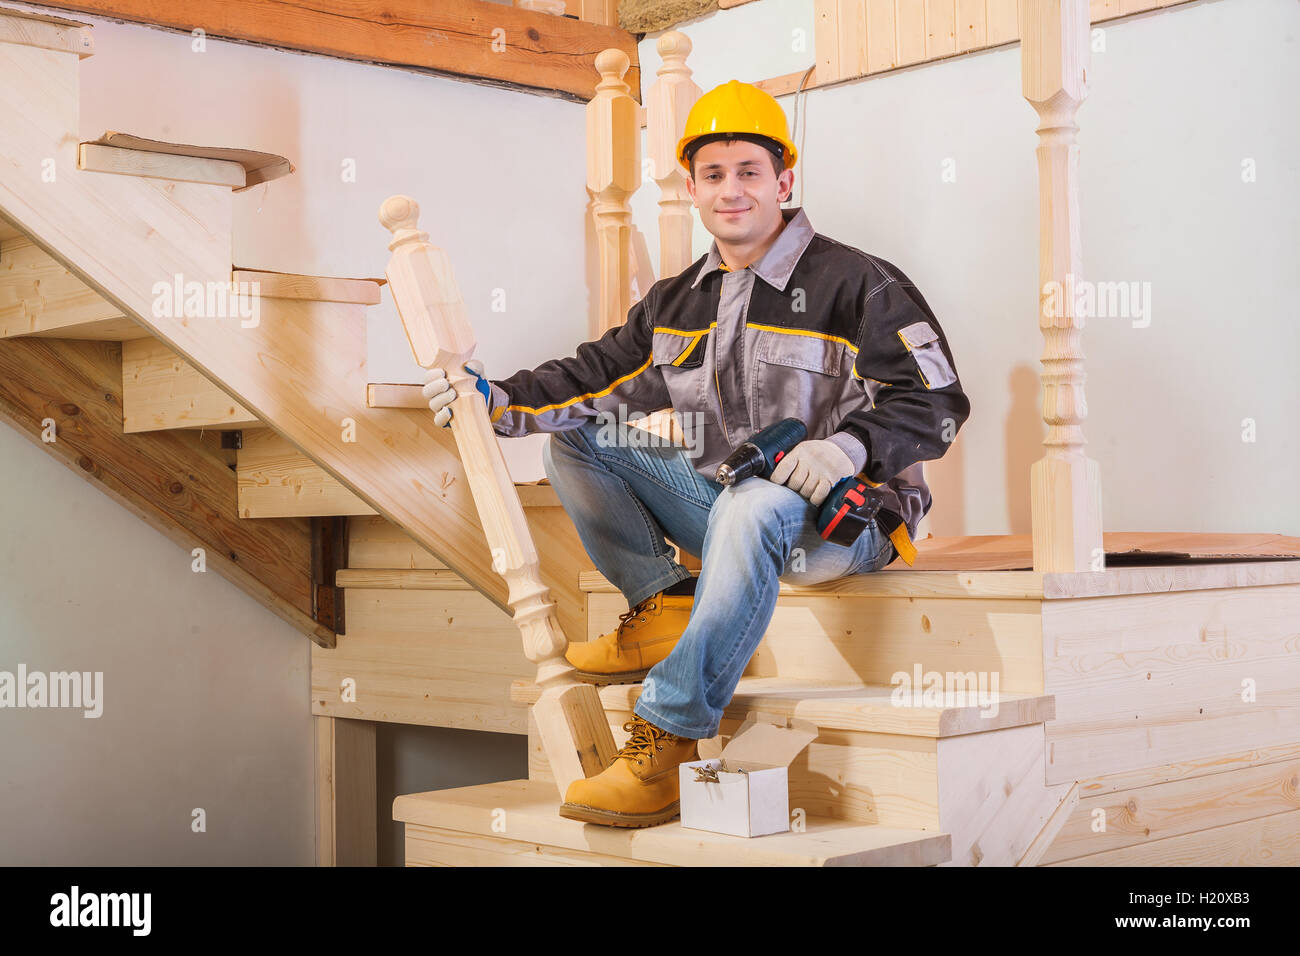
[422,359,490,428]
[769,439,855,507]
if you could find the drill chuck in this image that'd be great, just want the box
[715,418,808,485]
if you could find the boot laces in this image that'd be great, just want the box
[617,716,679,765]
[614,597,656,637]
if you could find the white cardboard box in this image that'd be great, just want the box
[679,710,819,837]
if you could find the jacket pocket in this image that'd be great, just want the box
[652,329,709,369]
[754,329,845,375]
[897,320,957,389]
[751,329,847,431]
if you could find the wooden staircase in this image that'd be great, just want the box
[3,5,1299,868]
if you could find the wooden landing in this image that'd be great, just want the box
[394,779,951,867]
[898,531,1300,571]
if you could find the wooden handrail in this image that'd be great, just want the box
[380,195,616,796]
[1020,0,1104,573]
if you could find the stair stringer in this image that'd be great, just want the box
[0,36,586,642]
[937,722,1075,866]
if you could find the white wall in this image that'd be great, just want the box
[0,425,314,865]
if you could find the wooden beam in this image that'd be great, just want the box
[33,0,640,102]
[311,516,347,634]
[0,336,334,647]
[314,716,377,866]
[0,5,93,58]
[238,428,376,518]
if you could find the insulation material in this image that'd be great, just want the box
[619,0,716,33]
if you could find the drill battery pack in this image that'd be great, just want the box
[817,474,918,566]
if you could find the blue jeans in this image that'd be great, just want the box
[541,417,897,739]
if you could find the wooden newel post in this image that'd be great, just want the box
[587,48,639,337]
[380,195,616,797]
[1020,0,1104,574]
[647,31,701,280]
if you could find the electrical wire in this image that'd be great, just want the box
[787,63,815,208]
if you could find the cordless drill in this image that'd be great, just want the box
[715,418,908,558]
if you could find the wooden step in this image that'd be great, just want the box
[79,132,293,190]
[518,675,1065,863]
[123,337,256,432]
[393,779,951,866]
[239,428,374,518]
[581,568,1047,694]
[122,268,381,434]
[1,236,146,341]
[512,676,1054,738]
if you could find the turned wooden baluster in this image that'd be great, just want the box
[587,48,639,337]
[647,31,701,280]
[1020,0,1104,574]
[380,196,616,797]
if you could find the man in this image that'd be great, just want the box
[423,80,970,828]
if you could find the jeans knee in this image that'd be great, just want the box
[708,479,806,537]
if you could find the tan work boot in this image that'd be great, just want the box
[559,714,699,827]
[564,588,694,685]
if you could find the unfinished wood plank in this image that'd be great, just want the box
[239,428,376,518]
[587,588,1045,691]
[85,131,290,189]
[232,269,382,304]
[406,824,667,866]
[394,778,952,866]
[955,0,987,51]
[0,5,93,58]
[1043,756,1300,863]
[122,336,256,432]
[41,0,640,103]
[1044,583,1300,782]
[925,0,957,58]
[511,676,1055,738]
[78,143,246,188]
[1046,807,1300,866]
[314,716,377,866]
[0,235,144,340]
[985,0,1019,44]
[814,0,843,83]
[895,0,929,66]
[312,587,532,732]
[0,336,330,646]
[580,566,1049,599]
[864,0,898,72]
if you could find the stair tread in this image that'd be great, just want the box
[393,778,951,866]
[511,676,1052,737]
[84,132,292,188]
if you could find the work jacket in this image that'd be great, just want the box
[486,206,971,542]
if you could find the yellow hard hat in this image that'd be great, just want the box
[676,80,797,172]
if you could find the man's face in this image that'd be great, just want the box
[686,140,795,244]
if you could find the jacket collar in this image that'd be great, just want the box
[691,206,815,292]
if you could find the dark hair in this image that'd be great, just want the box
[687,133,786,180]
